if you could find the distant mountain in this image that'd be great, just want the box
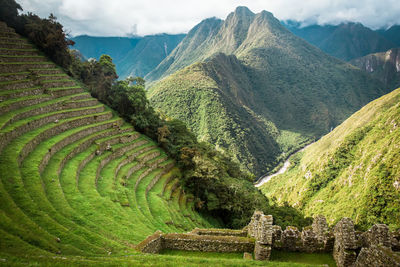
[70,35,140,63]
[148,7,386,176]
[283,21,396,61]
[261,87,400,230]
[377,25,400,46]
[70,34,185,78]
[350,48,400,90]
[118,34,185,78]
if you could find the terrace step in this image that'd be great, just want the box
[0,71,30,82]
[0,94,53,114]
[0,32,18,38]
[0,22,15,32]
[0,37,30,44]
[0,62,56,72]
[1,95,100,130]
[0,55,47,62]
[0,41,34,49]
[0,107,110,153]
[0,48,39,56]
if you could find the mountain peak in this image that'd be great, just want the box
[233,6,254,16]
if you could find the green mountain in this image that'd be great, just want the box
[260,87,400,230]
[377,25,400,46]
[71,34,185,78]
[148,7,386,176]
[284,22,397,61]
[118,34,185,78]
[70,35,140,62]
[350,47,400,90]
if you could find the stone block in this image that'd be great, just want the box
[362,224,391,248]
[355,245,400,267]
[282,226,302,251]
[243,252,253,260]
[254,241,271,261]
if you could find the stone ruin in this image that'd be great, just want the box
[247,211,273,260]
[138,211,400,266]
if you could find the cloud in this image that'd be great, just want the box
[17,0,400,36]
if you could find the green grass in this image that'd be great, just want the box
[270,251,337,267]
[0,92,91,129]
[160,249,244,259]
[0,251,322,266]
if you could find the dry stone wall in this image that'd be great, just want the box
[137,232,254,254]
[137,211,400,266]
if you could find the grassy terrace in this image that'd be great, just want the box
[0,23,325,266]
[0,23,226,264]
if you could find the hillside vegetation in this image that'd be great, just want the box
[0,21,220,258]
[0,13,317,266]
[261,87,400,230]
[148,6,386,176]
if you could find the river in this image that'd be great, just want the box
[254,142,314,188]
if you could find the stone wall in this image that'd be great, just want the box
[333,218,400,267]
[137,212,400,266]
[355,245,400,267]
[137,232,254,254]
[333,218,358,267]
[247,211,273,260]
[136,231,164,254]
[162,233,254,253]
[189,228,248,237]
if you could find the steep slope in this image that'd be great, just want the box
[71,34,184,79]
[284,22,396,61]
[148,7,385,176]
[0,21,216,259]
[261,87,400,230]
[350,47,400,90]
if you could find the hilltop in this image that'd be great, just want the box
[147,6,386,176]
[261,87,400,230]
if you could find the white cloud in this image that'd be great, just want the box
[17,0,400,36]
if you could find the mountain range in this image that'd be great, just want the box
[283,21,398,61]
[71,34,185,78]
[146,7,386,176]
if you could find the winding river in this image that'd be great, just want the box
[254,142,314,188]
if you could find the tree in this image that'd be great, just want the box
[22,13,74,68]
[0,0,22,30]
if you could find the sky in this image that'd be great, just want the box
[17,0,400,37]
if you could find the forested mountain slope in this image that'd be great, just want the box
[148,7,386,176]
[261,87,400,230]
[284,21,397,61]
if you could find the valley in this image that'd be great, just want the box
[1,1,400,266]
